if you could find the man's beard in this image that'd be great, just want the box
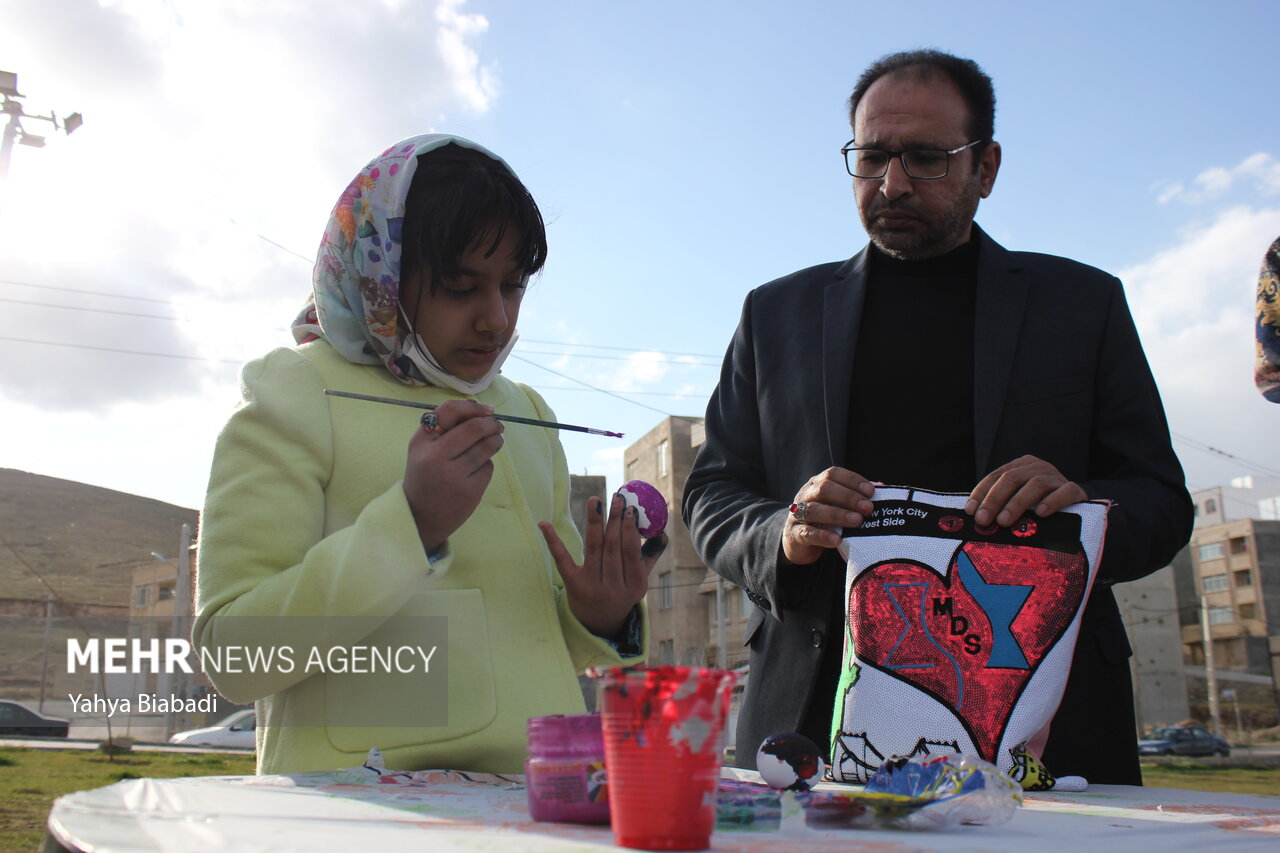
[862,179,981,260]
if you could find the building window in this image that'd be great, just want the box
[1205,498,1217,514]
[1234,569,1252,587]
[709,594,720,624]
[158,586,174,601]
[656,439,669,479]
[1238,602,1257,620]
[1201,574,1228,593]
[658,639,674,664]
[1198,542,1224,561]
[134,585,149,607]
[658,572,673,609]
[1229,537,1248,555]
[740,586,751,618]
[625,459,639,482]
[1207,606,1233,624]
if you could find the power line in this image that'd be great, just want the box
[541,386,710,399]
[2,280,1274,478]
[0,281,719,362]
[0,295,185,322]
[0,278,174,304]
[1173,432,1280,480]
[510,354,672,417]
[0,334,246,365]
[521,338,721,360]
[0,334,713,399]
[520,347,719,366]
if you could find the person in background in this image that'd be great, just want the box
[683,50,1192,785]
[1256,236,1279,402]
[195,134,659,775]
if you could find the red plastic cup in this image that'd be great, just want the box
[595,667,737,850]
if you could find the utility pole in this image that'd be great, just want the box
[0,70,82,180]
[38,594,54,713]
[1200,595,1222,736]
[165,523,194,735]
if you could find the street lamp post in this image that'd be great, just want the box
[0,70,82,180]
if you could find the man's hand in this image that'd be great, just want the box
[966,455,1086,527]
[540,494,662,639]
[782,467,876,566]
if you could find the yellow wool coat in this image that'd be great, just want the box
[194,341,645,774]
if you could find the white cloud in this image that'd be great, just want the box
[1239,153,1280,196]
[1194,166,1233,195]
[608,351,669,392]
[1159,152,1280,204]
[1118,204,1280,490]
[436,0,497,113]
[0,0,499,415]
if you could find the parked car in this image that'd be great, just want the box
[1138,725,1230,757]
[168,708,256,748]
[0,700,70,737]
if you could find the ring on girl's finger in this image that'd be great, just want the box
[420,411,443,434]
[790,501,809,524]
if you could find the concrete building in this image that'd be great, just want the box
[1192,477,1280,527]
[622,416,752,669]
[569,475,606,538]
[1173,517,1280,673]
[1112,570,1191,731]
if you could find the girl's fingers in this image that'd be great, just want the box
[582,496,604,580]
[538,521,577,579]
[600,494,624,584]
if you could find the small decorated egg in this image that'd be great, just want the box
[757,732,824,791]
[616,480,668,539]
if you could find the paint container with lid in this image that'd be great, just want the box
[525,712,610,824]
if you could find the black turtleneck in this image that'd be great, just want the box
[843,238,979,491]
[797,237,981,751]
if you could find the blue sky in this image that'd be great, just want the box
[1,0,1277,518]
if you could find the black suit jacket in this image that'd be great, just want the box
[682,226,1193,782]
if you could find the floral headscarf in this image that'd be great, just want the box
[291,134,521,390]
[1256,236,1280,403]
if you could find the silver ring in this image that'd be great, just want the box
[420,411,442,434]
[790,501,809,524]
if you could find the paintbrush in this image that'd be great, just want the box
[324,389,624,438]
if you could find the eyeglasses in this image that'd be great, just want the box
[840,139,986,179]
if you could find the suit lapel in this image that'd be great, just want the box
[822,250,869,466]
[972,226,1029,477]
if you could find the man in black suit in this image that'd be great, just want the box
[682,50,1192,785]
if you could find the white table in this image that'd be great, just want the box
[45,766,1280,852]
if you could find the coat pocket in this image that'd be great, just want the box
[323,588,497,752]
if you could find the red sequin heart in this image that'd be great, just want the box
[849,542,1088,762]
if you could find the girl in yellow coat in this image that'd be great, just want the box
[195,135,657,774]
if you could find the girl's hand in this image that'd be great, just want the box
[539,494,664,639]
[404,400,504,552]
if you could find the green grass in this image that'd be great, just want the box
[0,746,256,853]
[1141,759,1280,796]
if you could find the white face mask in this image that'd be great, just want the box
[398,310,519,396]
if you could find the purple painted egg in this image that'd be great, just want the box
[616,480,668,539]
[757,732,824,791]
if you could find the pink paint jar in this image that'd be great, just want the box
[525,713,611,824]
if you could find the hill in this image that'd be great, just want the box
[0,468,197,607]
[0,469,198,699]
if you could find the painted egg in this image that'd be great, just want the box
[756,732,824,791]
[616,480,668,539]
